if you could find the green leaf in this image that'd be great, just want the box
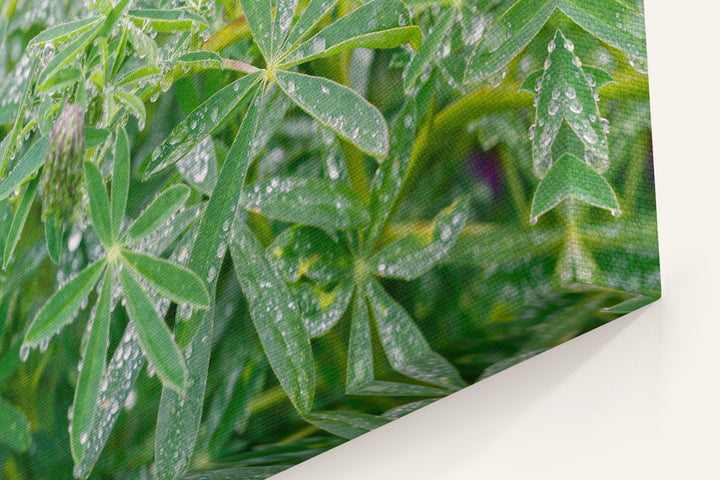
[118,268,187,394]
[70,270,112,463]
[365,279,465,390]
[465,0,555,83]
[23,259,106,348]
[84,161,113,246]
[275,70,389,157]
[530,30,612,178]
[44,217,63,264]
[602,294,657,314]
[365,95,419,250]
[121,250,210,308]
[268,226,352,284]
[175,51,223,72]
[559,0,647,60]
[282,0,339,53]
[113,90,146,130]
[271,0,301,57]
[369,197,469,280]
[127,8,208,32]
[280,0,422,67]
[304,411,389,439]
[175,136,217,196]
[0,398,30,452]
[403,9,454,92]
[154,86,265,480]
[241,176,371,230]
[42,67,83,94]
[2,173,41,269]
[230,222,315,414]
[292,278,354,338]
[36,21,102,92]
[238,0,273,59]
[530,153,621,222]
[27,16,104,48]
[142,71,262,177]
[125,185,190,244]
[346,287,449,397]
[111,127,130,238]
[0,57,36,174]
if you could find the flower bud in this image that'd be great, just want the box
[42,103,85,220]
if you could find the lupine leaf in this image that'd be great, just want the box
[125,185,190,244]
[111,127,130,238]
[268,226,351,284]
[530,153,621,222]
[530,30,611,178]
[84,161,113,246]
[179,466,289,480]
[70,270,112,463]
[0,397,30,452]
[275,70,389,156]
[155,86,264,480]
[36,22,102,91]
[282,0,340,53]
[176,136,217,196]
[241,176,371,230]
[121,250,210,308]
[127,8,208,33]
[175,51,223,72]
[280,0,422,67]
[27,16,104,48]
[23,259,106,348]
[369,197,469,280]
[230,222,315,414]
[238,0,273,59]
[142,72,262,177]
[304,411,389,439]
[271,0,300,57]
[292,278,354,337]
[44,217,63,264]
[403,9,454,92]
[3,173,41,269]
[346,287,449,397]
[113,90,146,130]
[365,279,465,390]
[465,0,556,83]
[118,268,187,394]
[0,137,48,201]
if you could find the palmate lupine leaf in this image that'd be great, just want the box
[230,222,316,415]
[304,410,389,439]
[238,0,274,59]
[403,8,455,92]
[0,397,30,452]
[44,216,63,263]
[0,136,48,201]
[274,70,389,157]
[464,0,647,83]
[70,270,112,463]
[368,197,469,280]
[292,278,355,338]
[154,86,264,480]
[75,215,203,479]
[282,0,340,52]
[241,176,371,230]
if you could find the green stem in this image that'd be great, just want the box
[340,139,370,204]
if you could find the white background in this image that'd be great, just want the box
[277,1,720,478]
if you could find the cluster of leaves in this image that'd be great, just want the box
[0,0,657,479]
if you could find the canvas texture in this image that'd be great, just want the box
[0,0,658,478]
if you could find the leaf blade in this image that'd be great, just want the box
[111,127,130,238]
[125,185,190,244]
[84,161,113,246]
